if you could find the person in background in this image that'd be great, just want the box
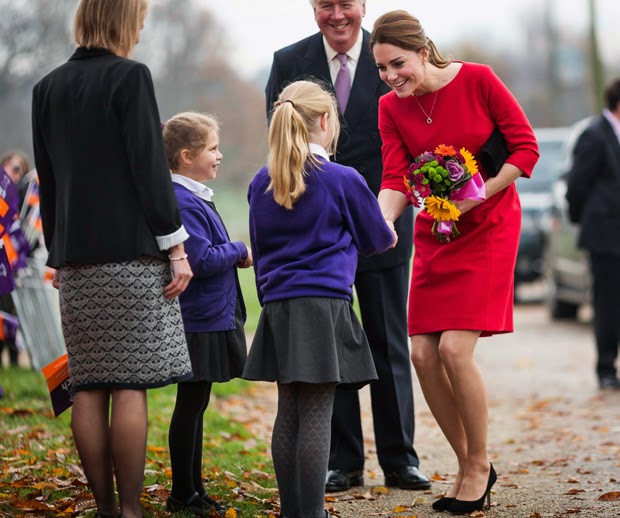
[31,1,193,517]
[0,150,30,367]
[265,0,428,493]
[371,10,538,514]
[1,151,29,186]
[566,78,620,391]
[244,80,396,518]
[163,112,250,516]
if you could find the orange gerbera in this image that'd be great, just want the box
[460,147,479,175]
[434,144,457,157]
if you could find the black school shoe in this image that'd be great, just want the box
[167,492,220,516]
[200,492,241,515]
[384,466,431,490]
[325,469,364,492]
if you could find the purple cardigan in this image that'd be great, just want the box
[248,157,394,305]
[174,183,247,332]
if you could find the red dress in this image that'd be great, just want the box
[379,62,539,337]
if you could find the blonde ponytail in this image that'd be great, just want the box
[267,81,340,209]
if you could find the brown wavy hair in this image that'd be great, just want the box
[370,10,452,69]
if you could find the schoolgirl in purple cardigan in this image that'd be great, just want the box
[243,80,397,518]
[162,112,251,516]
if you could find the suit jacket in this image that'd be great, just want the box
[566,114,620,256]
[265,30,413,273]
[32,47,183,268]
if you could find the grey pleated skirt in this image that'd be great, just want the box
[243,297,377,389]
[59,256,193,391]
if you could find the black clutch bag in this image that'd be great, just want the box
[479,127,509,177]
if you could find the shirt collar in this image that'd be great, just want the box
[322,30,363,64]
[309,143,330,161]
[603,108,620,142]
[171,173,214,201]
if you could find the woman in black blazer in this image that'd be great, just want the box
[31,2,193,517]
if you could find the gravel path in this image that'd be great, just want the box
[216,303,620,517]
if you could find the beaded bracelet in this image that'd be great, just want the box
[169,253,188,261]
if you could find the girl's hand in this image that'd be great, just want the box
[238,246,253,268]
[52,269,59,289]
[386,219,398,248]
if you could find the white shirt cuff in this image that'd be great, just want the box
[155,225,189,251]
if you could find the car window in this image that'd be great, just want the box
[517,137,566,193]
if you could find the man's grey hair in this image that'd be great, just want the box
[309,0,367,6]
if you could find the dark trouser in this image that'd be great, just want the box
[590,253,620,379]
[328,263,419,473]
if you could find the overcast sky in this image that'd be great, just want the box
[197,0,619,80]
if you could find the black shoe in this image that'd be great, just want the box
[167,492,219,516]
[448,463,497,515]
[325,469,364,492]
[599,375,620,390]
[385,466,431,490]
[199,493,237,515]
[431,496,456,511]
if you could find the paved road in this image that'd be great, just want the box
[219,302,620,517]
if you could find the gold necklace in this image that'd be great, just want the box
[413,90,439,124]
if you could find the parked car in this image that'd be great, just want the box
[546,117,594,319]
[514,127,570,291]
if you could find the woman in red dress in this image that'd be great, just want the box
[370,10,539,515]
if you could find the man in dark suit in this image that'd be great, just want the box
[265,0,429,492]
[566,77,620,390]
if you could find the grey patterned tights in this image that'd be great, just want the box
[272,382,336,518]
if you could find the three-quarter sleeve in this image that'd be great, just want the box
[378,97,411,194]
[114,63,187,247]
[482,67,539,177]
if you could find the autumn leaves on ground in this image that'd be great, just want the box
[0,370,279,517]
[3,303,620,518]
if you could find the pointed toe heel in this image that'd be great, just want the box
[449,463,497,515]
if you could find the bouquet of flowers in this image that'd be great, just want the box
[404,144,486,243]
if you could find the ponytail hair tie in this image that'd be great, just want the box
[284,99,295,108]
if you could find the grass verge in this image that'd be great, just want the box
[0,367,277,517]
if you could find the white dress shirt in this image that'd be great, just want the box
[323,30,363,88]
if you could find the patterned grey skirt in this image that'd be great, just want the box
[59,256,192,391]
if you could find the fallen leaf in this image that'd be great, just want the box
[598,491,620,501]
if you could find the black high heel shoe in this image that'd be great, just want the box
[432,496,456,512]
[448,464,497,515]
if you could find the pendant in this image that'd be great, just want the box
[426,117,432,124]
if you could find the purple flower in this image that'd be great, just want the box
[446,160,464,182]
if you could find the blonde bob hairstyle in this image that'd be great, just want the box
[370,10,452,69]
[267,80,340,210]
[73,0,148,58]
[162,112,220,171]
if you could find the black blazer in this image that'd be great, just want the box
[265,31,413,273]
[566,114,620,256]
[32,47,183,268]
